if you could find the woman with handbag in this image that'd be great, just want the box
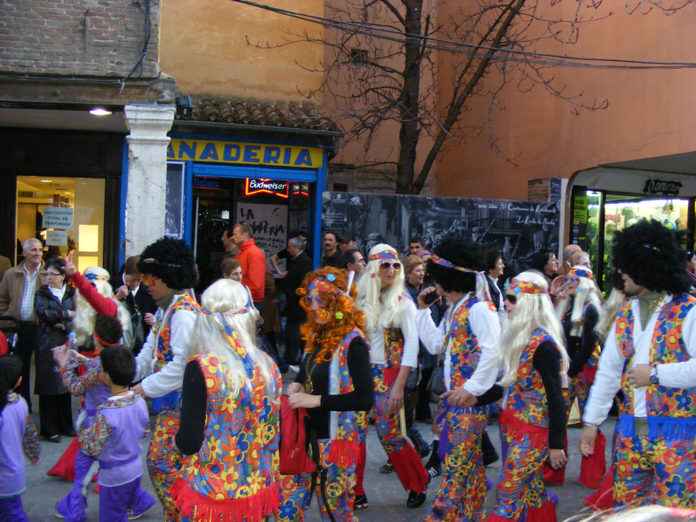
[172,278,282,522]
[279,267,373,522]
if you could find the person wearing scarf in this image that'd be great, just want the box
[581,220,696,509]
[415,239,502,521]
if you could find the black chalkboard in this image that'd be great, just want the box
[322,192,560,275]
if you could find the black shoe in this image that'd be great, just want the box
[354,494,368,510]
[46,434,61,443]
[379,462,393,474]
[406,491,426,508]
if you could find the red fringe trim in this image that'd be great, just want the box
[543,461,565,486]
[383,366,399,387]
[483,514,510,522]
[579,430,606,489]
[47,437,80,481]
[499,409,548,450]
[171,479,280,522]
[327,439,361,468]
[581,365,597,384]
[527,499,557,522]
[583,465,614,510]
[388,443,429,493]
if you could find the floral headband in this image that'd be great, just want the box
[429,254,476,273]
[509,278,547,296]
[368,250,398,262]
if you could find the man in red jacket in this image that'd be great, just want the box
[231,223,266,308]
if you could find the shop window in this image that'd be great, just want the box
[16,176,105,271]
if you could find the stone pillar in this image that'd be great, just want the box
[124,103,176,257]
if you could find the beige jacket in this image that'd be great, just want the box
[0,261,39,323]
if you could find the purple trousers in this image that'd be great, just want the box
[0,495,29,522]
[56,450,155,522]
[100,477,156,522]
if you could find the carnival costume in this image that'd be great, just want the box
[356,245,429,505]
[133,238,199,521]
[583,220,696,509]
[485,273,569,522]
[416,241,502,521]
[279,267,373,522]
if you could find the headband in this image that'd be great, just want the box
[509,278,547,296]
[429,254,476,273]
[94,333,120,348]
[568,267,593,280]
[368,250,398,262]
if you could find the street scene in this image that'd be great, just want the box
[1,1,696,521]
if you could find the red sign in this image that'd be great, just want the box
[244,178,289,199]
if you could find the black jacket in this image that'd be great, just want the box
[276,251,312,322]
[124,285,158,353]
[34,285,76,395]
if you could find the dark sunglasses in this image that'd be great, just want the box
[504,294,517,304]
[380,262,401,271]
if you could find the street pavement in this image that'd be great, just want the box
[23,408,612,521]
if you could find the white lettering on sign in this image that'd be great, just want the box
[42,207,74,230]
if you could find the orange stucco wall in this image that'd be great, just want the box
[160,0,325,100]
[434,3,696,199]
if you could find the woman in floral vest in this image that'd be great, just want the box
[279,266,373,522]
[172,278,282,522]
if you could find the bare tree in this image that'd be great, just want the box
[243,0,694,194]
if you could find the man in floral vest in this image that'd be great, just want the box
[132,238,200,521]
[581,220,696,509]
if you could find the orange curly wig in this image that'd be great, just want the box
[297,266,366,364]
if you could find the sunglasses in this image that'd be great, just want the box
[504,294,517,304]
[380,262,402,271]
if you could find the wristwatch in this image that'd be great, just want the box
[649,364,659,385]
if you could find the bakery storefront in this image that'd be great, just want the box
[166,135,331,290]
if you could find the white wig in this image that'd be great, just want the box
[555,268,604,337]
[596,288,627,343]
[356,243,408,333]
[73,266,133,349]
[500,271,569,387]
[191,278,277,398]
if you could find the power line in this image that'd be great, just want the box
[231,0,696,70]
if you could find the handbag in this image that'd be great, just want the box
[279,395,316,475]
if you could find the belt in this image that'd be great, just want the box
[99,454,139,470]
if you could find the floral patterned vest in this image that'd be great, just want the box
[507,328,556,428]
[382,326,405,386]
[185,325,282,518]
[614,294,696,419]
[326,328,368,467]
[447,296,494,390]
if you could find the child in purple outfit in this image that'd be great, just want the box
[0,356,40,522]
[78,345,154,522]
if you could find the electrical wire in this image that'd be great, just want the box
[231,0,696,70]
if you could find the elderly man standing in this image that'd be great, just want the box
[0,238,43,411]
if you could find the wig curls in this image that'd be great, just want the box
[612,220,689,294]
[426,238,483,293]
[138,237,197,290]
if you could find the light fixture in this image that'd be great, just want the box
[89,107,112,117]
[40,179,53,183]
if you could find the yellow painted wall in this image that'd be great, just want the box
[433,2,696,199]
[160,0,325,100]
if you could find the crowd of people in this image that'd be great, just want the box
[0,218,694,521]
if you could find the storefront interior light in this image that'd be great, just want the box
[40,179,53,183]
[89,107,112,117]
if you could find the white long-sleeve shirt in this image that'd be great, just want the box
[416,296,501,396]
[367,297,419,368]
[583,295,696,425]
[134,294,197,398]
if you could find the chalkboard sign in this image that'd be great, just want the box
[322,192,560,275]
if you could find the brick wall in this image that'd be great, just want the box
[0,0,160,78]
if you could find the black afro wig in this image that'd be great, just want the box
[138,237,197,291]
[427,238,484,293]
[612,219,689,294]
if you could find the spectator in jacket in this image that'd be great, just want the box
[231,223,266,306]
[34,258,76,442]
[275,235,312,366]
[115,256,157,355]
[0,254,11,281]
[0,238,43,411]
[321,232,342,267]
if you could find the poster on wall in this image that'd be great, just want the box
[237,203,288,255]
[165,163,185,239]
[322,192,560,276]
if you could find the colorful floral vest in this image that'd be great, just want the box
[382,325,405,387]
[507,328,556,428]
[446,297,493,390]
[184,325,282,519]
[615,294,696,418]
[149,293,200,413]
[326,328,367,467]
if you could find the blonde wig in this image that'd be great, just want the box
[191,278,277,398]
[500,271,569,387]
[595,288,627,343]
[555,268,604,337]
[73,267,133,349]
[356,243,408,333]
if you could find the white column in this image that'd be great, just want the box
[124,103,176,257]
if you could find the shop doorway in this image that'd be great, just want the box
[15,176,106,270]
[191,176,312,292]
[570,187,692,289]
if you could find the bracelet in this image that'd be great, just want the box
[649,364,659,385]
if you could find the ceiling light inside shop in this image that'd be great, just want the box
[40,179,53,183]
[89,107,112,117]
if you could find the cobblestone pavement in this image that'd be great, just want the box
[24,407,613,521]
